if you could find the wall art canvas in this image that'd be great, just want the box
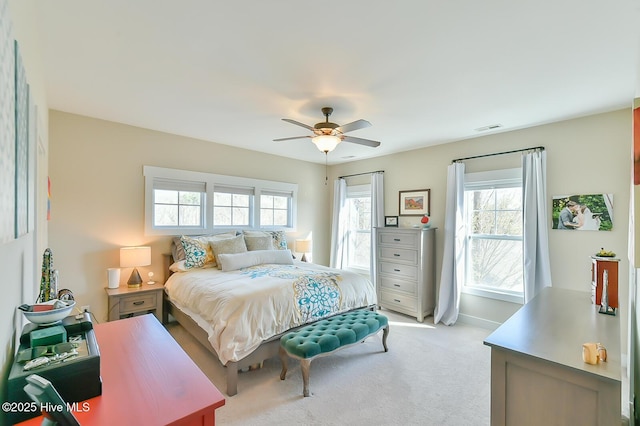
[552,193,613,231]
[0,0,15,243]
[15,41,28,238]
[28,101,36,232]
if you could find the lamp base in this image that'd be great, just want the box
[301,253,307,262]
[127,268,142,288]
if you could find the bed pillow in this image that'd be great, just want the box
[209,234,248,268]
[179,232,237,269]
[243,230,288,251]
[217,249,294,272]
[244,234,275,251]
[169,260,189,273]
[171,236,186,261]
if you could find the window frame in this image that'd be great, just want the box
[144,166,297,236]
[461,168,524,304]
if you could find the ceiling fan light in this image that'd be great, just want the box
[312,135,340,153]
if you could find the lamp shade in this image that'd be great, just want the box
[296,239,311,262]
[312,135,341,153]
[296,239,312,254]
[120,246,151,268]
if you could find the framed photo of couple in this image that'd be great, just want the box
[552,193,613,231]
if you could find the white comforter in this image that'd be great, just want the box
[165,261,376,365]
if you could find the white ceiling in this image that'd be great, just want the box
[32,1,640,165]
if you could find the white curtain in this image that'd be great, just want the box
[434,162,465,325]
[370,172,385,280]
[522,150,552,302]
[330,178,348,269]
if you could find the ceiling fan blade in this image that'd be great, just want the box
[336,119,371,134]
[343,135,381,148]
[282,118,314,131]
[273,135,312,142]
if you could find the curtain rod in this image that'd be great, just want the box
[338,170,384,179]
[452,146,545,163]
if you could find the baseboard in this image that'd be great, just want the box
[457,313,501,330]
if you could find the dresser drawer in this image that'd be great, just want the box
[380,290,417,313]
[380,277,417,295]
[380,262,418,280]
[120,294,157,314]
[379,247,418,264]
[378,232,418,247]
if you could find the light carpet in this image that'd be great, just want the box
[166,310,492,426]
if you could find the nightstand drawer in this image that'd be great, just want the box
[380,262,418,280]
[378,232,418,247]
[380,277,417,295]
[379,247,418,264]
[120,294,157,314]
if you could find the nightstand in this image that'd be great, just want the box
[105,284,164,322]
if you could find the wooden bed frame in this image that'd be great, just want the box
[161,253,373,396]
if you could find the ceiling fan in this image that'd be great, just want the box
[274,107,381,153]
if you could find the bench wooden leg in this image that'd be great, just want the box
[279,346,288,380]
[301,359,311,397]
[382,325,389,352]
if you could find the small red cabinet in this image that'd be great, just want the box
[591,256,620,308]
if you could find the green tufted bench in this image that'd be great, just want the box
[279,309,389,396]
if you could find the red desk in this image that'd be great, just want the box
[19,314,225,425]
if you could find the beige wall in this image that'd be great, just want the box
[330,109,632,339]
[0,0,49,415]
[48,111,328,323]
[48,108,633,348]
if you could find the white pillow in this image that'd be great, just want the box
[217,249,294,272]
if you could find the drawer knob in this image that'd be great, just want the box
[133,301,145,306]
[394,284,401,287]
[393,253,400,257]
[394,269,400,272]
[393,238,401,242]
[394,299,401,303]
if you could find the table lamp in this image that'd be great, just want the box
[120,246,151,288]
[295,239,311,262]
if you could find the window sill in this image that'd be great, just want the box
[462,286,524,304]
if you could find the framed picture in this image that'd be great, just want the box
[551,193,613,231]
[399,189,430,216]
[385,216,398,227]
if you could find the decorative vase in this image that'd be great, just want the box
[421,215,431,229]
[38,248,54,302]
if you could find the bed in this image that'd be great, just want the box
[161,231,377,396]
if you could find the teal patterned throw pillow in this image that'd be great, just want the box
[181,235,208,269]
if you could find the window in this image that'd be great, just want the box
[213,187,253,227]
[344,184,372,270]
[152,178,205,229]
[143,166,297,235]
[260,191,292,227]
[463,168,523,302]
[154,190,202,227]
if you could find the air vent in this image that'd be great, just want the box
[341,155,356,159]
[475,124,503,132]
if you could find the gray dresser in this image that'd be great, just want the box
[374,227,436,322]
[484,287,621,425]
